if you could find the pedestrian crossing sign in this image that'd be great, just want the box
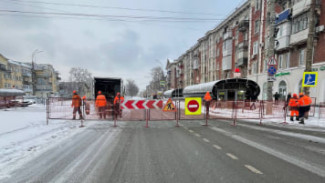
[163,98,176,112]
[302,72,318,87]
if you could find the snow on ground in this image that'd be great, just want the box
[0,104,103,179]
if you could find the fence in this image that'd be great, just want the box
[47,97,323,127]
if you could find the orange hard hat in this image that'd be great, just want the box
[117,92,120,95]
[98,91,102,94]
[73,90,76,94]
[299,92,304,96]
[293,93,297,98]
[82,96,86,100]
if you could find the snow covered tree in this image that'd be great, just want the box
[126,79,139,97]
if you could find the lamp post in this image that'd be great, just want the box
[32,49,43,95]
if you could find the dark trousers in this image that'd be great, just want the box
[114,104,121,118]
[98,107,106,119]
[298,106,310,119]
[73,107,82,118]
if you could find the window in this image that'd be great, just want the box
[255,20,260,34]
[278,55,283,69]
[292,13,308,34]
[255,0,260,11]
[252,61,258,74]
[299,49,305,65]
[279,81,287,100]
[253,41,259,55]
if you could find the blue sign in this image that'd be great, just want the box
[302,72,318,87]
[268,66,277,75]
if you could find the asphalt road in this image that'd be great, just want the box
[2,119,325,183]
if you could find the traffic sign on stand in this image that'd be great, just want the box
[185,98,201,115]
[268,66,277,75]
[163,98,176,112]
[267,57,277,65]
[267,75,276,82]
[302,72,318,87]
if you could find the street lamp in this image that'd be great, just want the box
[32,49,43,95]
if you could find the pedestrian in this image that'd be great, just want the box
[114,92,123,118]
[71,90,83,120]
[82,96,90,115]
[273,92,280,104]
[288,93,299,121]
[297,92,312,124]
[95,91,107,119]
[204,91,212,118]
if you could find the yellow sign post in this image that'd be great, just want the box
[163,98,176,112]
[185,98,201,115]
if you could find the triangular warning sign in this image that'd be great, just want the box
[163,98,177,112]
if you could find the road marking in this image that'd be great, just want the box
[245,165,263,175]
[226,153,238,160]
[195,133,201,137]
[203,138,210,143]
[188,130,194,133]
[210,126,325,178]
[213,144,222,150]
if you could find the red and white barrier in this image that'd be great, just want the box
[120,100,163,110]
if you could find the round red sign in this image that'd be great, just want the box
[187,100,199,113]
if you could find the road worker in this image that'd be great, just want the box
[114,92,123,118]
[288,93,299,121]
[71,90,83,120]
[204,91,212,118]
[82,96,90,115]
[95,91,107,119]
[298,92,312,124]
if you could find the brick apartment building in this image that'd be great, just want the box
[166,0,325,103]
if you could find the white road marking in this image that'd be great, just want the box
[210,126,325,178]
[226,153,238,160]
[203,138,210,143]
[188,130,194,133]
[195,133,201,137]
[213,144,222,150]
[245,165,263,175]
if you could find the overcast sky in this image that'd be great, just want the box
[0,0,245,90]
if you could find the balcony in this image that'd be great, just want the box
[238,20,249,32]
[275,21,291,50]
[223,32,232,40]
[290,28,308,45]
[236,50,248,67]
[292,0,311,17]
[22,72,32,77]
[237,40,248,50]
[193,60,199,69]
[276,9,291,24]
[222,55,232,71]
[37,72,51,78]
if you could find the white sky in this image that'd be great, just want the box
[0,0,246,90]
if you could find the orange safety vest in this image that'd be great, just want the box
[114,96,123,105]
[298,95,312,107]
[288,98,298,110]
[96,94,107,107]
[72,94,81,107]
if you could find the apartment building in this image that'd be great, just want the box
[0,53,61,97]
[166,0,325,103]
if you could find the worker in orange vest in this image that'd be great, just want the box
[95,91,107,119]
[114,92,123,118]
[204,91,212,118]
[288,93,299,121]
[71,90,83,120]
[298,92,312,124]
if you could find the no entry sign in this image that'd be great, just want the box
[185,98,201,115]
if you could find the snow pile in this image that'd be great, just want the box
[0,104,95,179]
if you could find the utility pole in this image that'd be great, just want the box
[265,0,275,102]
[304,0,317,95]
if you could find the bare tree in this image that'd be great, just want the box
[69,67,92,84]
[150,66,164,91]
[125,79,139,97]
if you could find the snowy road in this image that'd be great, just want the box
[1,119,325,183]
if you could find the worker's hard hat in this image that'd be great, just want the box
[82,96,86,100]
[98,91,102,94]
[73,90,76,94]
[299,92,304,96]
[117,92,120,95]
[293,93,297,98]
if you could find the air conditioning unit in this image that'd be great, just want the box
[316,25,325,33]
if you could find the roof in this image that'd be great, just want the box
[0,89,25,97]
[183,81,219,95]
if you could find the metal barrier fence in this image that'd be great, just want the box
[47,97,322,127]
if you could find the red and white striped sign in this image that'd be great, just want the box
[121,100,163,109]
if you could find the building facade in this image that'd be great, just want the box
[166,0,325,103]
[0,53,61,97]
